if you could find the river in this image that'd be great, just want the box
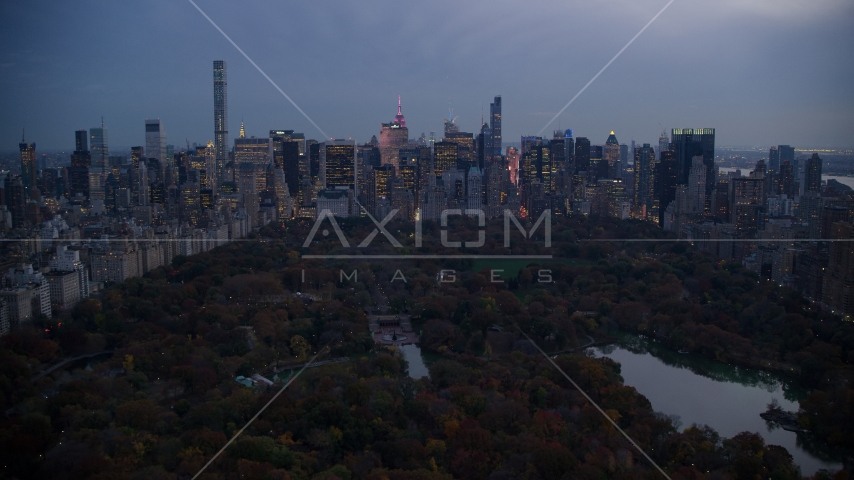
[593,337,844,475]
[719,167,854,190]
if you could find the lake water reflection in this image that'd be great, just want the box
[400,344,430,379]
[592,337,844,475]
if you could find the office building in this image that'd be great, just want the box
[444,132,475,165]
[574,137,591,174]
[434,141,458,177]
[145,119,167,163]
[671,128,715,210]
[379,96,408,172]
[321,140,356,192]
[367,164,395,215]
[234,134,270,167]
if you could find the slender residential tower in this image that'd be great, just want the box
[19,131,36,193]
[89,120,108,200]
[214,60,228,181]
[489,96,502,161]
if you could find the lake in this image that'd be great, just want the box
[400,344,430,379]
[592,337,844,475]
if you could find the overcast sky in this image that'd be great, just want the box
[1,0,853,152]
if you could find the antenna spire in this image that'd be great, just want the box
[101,116,104,128]
[397,95,402,115]
[22,128,25,143]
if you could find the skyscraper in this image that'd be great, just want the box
[19,134,36,193]
[768,146,780,174]
[434,142,458,180]
[214,60,228,180]
[671,128,715,211]
[779,160,796,197]
[549,134,566,176]
[604,131,620,179]
[379,96,408,173]
[279,140,301,198]
[467,166,482,211]
[563,129,574,173]
[145,119,166,164]
[321,140,356,192]
[574,137,591,174]
[804,153,822,193]
[70,130,90,199]
[489,96,502,161]
[633,143,655,220]
[367,164,395,215]
[444,131,475,165]
[655,150,678,226]
[778,145,795,169]
[89,124,108,200]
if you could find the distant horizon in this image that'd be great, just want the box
[2,140,853,157]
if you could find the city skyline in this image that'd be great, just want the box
[1,0,853,150]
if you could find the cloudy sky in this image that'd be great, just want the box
[1,0,852,151]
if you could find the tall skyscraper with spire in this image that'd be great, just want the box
[379,96,408,173]
[19,131,36,193]
[214,60,228,182]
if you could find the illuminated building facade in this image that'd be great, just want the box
[379,96,408,173]
[321,139,356,192]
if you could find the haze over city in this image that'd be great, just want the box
[2,0,853,150]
